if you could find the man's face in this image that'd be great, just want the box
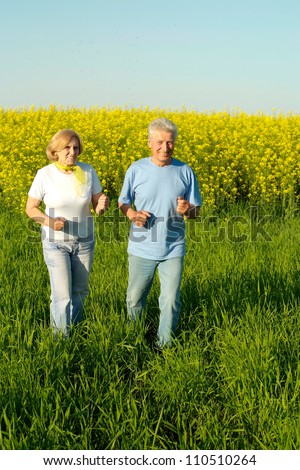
[148,130,175,166]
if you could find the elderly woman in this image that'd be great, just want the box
[26,129,109,336]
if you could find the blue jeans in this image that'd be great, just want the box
[42,239,95,335]
[126,254,184,347]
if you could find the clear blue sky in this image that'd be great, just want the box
[1,0,299,113]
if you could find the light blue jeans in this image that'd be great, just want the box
[42,239,95,335]
[126,254,184,347]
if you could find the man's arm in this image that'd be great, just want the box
[176,196,200,219]
[118,203,151,227]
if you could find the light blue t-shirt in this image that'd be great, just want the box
[118,157,202,260]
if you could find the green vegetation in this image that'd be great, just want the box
[0,202,299,450]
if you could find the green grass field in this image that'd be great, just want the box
[0,202,299,450]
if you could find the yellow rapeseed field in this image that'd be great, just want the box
[1,106,300,211]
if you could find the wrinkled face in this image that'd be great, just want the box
[56,137,79,166]
[148,130,175,166]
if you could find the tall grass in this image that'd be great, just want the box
[0,202,299,449]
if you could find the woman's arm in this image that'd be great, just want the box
[92,192,109,215]
[26,196,66,231]
[26,196,50,226]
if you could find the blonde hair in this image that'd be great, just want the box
[46,129,83,161]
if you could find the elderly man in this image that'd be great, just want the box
[118,117,201,348]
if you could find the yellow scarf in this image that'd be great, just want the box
[54,161,86,185]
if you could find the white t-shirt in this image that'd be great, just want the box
[28,162,102,242]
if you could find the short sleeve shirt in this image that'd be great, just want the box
[118,157,202,259]
[28,162,102,241]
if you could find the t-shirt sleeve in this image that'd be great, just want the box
[28,169,45,201]
[118,166,134,205]
[185,168,202,207]
[91,167,102,194]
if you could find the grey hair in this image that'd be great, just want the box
[148,118,178,141]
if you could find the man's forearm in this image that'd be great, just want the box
[184,205,200,219]
[118,203,135,220]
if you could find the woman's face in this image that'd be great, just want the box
[56,137,80,166]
